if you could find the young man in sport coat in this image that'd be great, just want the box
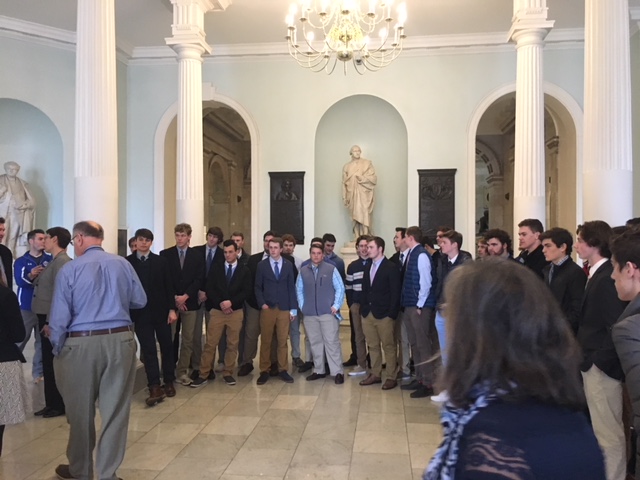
[159,223,205,386]
[191,239,252,387]
[127,228,177,405]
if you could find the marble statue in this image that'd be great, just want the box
[0,161,36,256]
[342,145,377,238]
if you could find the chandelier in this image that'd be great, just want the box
[285,0,407,75]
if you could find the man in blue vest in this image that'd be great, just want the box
[400,226,436,398]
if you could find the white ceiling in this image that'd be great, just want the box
[2,0,636,49]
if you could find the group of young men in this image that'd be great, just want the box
[477,217,640,480]
[10,213,640,480]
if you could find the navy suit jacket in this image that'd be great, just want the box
[254,257,297,311]
[361,257,401,320]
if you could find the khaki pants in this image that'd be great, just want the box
[362,314,397,381]
[403,307,434,385]
[259,308,290,372]
[349,303,368,370]
[199,309,243,377]
[582,364,625,480]
[55,331,136,480]
[174,310,197,378]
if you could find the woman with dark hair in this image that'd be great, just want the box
[424,259,604,480]
[0,278,30,456]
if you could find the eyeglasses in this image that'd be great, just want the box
[70,233,83,246]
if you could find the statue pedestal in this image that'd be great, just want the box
[339,241,358,321]
[340,241,358,268]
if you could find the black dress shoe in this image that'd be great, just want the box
[410,385,434,399]
[342,357,357,367]
[43,408,65,418]
[257,372,270,385]
[400,379,420,390]
[34,407,51,416]
[298,361,313,373]
[306,372,326,381]
[334,374,344,385]
[238,363,254,377]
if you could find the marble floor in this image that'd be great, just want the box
[0,329,443,480]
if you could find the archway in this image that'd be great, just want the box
[468,84,582,251]
[0,98,63,256]
[154,89,257,251]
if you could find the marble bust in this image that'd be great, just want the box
[342,145,377,238]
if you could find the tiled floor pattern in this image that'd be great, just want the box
[1,333,443,480]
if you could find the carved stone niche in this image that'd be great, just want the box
[418,169,457,238]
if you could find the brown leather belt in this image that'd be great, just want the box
[67,325,133,338]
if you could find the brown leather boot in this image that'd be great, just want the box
[146,385,166,407]
[163,381,176,397]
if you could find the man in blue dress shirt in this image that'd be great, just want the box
[48,221,147,480]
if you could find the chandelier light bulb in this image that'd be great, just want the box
[398,2,407,25]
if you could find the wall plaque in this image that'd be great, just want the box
[418,169,456,238]
[269,171,305,244]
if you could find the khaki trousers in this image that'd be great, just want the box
[403,307,434,385]
[259,308,290,372]
[362,314,397,381]
[199,309,243,377]
[54,331,137,480]
[174,310,197,378]
[582,364,626,480]
[349,303,368,370]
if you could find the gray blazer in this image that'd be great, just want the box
[31,251,72,315]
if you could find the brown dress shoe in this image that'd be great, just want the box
[146,385,166,407]
[382,379,398,390]
[163,381,176,397]
[359,374,382,386]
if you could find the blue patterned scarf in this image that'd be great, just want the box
[423,385,498,480]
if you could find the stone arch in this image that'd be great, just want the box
[153,86,258,249]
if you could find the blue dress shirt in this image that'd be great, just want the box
[48,246,147,355]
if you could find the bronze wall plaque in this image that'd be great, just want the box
[418,169,456,238]
[269,171,305,244]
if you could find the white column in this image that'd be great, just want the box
[166,0,230,246]
[508,2,554,233]
[583,0,632,225]
[74,0,118,252]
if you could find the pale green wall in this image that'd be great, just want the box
[0,99,64,228]
[0,37,75,228]
[632,31,640,218]
[0,34,590,251]
[314,94,408,246]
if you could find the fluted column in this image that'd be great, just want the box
[508,1,554,233]
[166,0,231,245]
[583,0,632,224]
[74,0,118,252]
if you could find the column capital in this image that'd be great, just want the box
[508,21,554,45]
[165,0,232,55]
[169,42,209,60]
